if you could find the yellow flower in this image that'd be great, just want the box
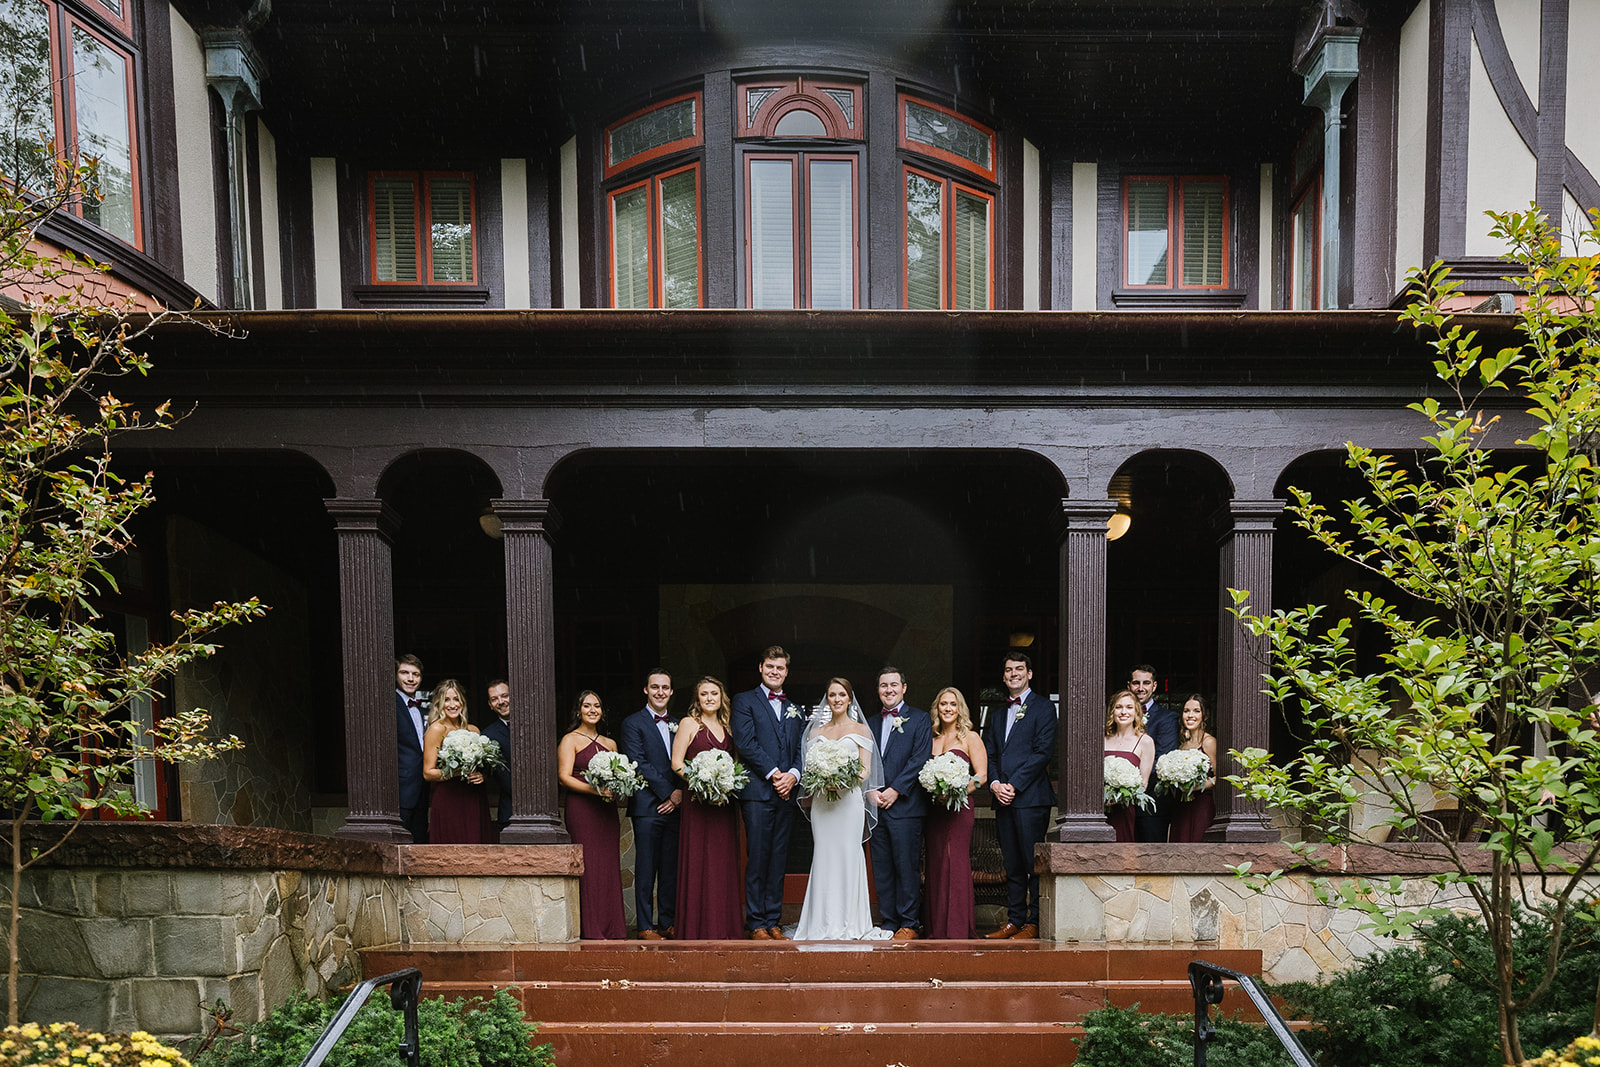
[47,1026,65,1036]
[87,1055,104,1065]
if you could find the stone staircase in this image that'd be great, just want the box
[361,940,1264,1067]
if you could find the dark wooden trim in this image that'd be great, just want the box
[337,158,361,306]
[1536,0,1567,215]
[577,121,597,308]
[1110,289,1249,310]
[350,284,492,307]
[1235,167,1259,309]
[528,154,552,309]
[999,130,1023,310]
[1096,163,1120,310]
[246,112,266,309]
[1562,148,1600,213]
[867,69,899,309]
[207,86,235,308]
[35,209,209,308]
[280,150,316,309]
[139,0,183,273]
[1352,10,1401,308]
[1424,0,1472,261]
[476,161,505,307]
[1047,155,1070,312]
[702,70,735,308]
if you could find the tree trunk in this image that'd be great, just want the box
[9,815,22,1027]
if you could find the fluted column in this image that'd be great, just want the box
[494,499,571,844]
[327,498,409,842]
[1051,498,1118,842]
[1207,498,1285,841]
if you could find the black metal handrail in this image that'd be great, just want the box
[1188,960,1316,1067]
[298,968,423,1067]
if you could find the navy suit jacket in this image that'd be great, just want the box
[730,686,805,804]
[1144,701,1180,762]
[620,708,679,819]
[985,690,1057,809]
[395,691,426,810]
[480,716,512,820]
[869,704,933,820]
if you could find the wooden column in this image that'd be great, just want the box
[327,498,409,842]
[494,499,571,844]
[1206,498,1285,841]
[1050,498,1118,842]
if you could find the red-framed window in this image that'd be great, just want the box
[1,0,143,248]
[903,166,992,310]
[898,95,996,182]
[1123,176,1230,289]
[604,92,703,179]
[609,162,702,308]
[736,78,863,140]
[744,151,859,309]
[367,171,478,284]
[1289,176,1320,309]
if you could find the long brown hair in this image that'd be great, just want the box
[1180,693,1211,746]
[1103,689,1145,738]
[692,676,732,727]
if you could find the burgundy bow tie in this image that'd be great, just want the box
[652,712,669,723]
[769,691,786,702]
[881,707,897,718]
[1007,696,1023,707]
[406,697,421,709]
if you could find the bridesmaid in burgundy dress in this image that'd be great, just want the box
[670,676,745,940]
[923,687,987,939]
[558,690,626,939]
[1169,694,1219,842]
[423,679,492,844]
[1103,689,1155,843]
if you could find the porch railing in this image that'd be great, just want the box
[1187,959,1315,1067]
[298,968,423,1067]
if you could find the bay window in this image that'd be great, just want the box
[1,0,141,247]
[899,95,995,309]
[605,92,703,308]
[746,153,857,309]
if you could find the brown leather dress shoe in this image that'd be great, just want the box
[1009,924,1039,940]
[664,926,674,939]
[767,927,790,941]
[749,927,773,940]
[985,923,1020,939]
[892,927,919,941]
[638,929,665,941]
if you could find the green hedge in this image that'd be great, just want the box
[193,989,552,1067]
[1072,1004,1297,1067]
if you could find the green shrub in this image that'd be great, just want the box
[1271,910,1599,1067]
[1072,1003,1298,1067]
[193,989,551,1067]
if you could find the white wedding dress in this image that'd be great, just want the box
[793,733,877,941]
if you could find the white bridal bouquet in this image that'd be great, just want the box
[683,749,750,805]
[583,750,647,799]
[800,736,864,802]
[1103,756,1155,811]
[1153,749,1211,802]
[918,752,975,811]
[438,731,504,779]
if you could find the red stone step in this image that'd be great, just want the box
[360,941,1264,1067]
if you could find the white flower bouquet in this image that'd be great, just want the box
[801,736,864,802]
[1104,755,1155,811]
[683,749,750,805]
[1154,749,1211,802]
[918,752,975,811]
[583,750,647,798]
[438,731,503,779]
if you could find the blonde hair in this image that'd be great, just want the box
[692,676,732,727]
[1103,689,1145,738]
[930,686,972,738]
[426,679,470,728]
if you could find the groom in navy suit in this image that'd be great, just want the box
[731,645,806,940]
[868,666,933,939]
[620,668,682,940]
[394,654,429,843]
[984,651,1056,939]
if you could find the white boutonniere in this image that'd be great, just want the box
[890,715,906,733]
[785,704,805,719]
[668,721,679,733]
[1014,708,1026,722]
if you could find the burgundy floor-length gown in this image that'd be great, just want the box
[566,739,626,939]
[923,746,977,939]
[1170,787,1217,843]
[675,726,745,939]
[429,730,493,844]
[1104,748,1141,843]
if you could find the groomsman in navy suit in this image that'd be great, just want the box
[621,668,682,940]
[1130,664,1180,843]
[984,651,1056,939]
[481,679,513,840]
[394,654,429,843]
[731,645,806,940]
[868,666,933,939]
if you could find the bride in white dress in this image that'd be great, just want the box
[793,678,884,941]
